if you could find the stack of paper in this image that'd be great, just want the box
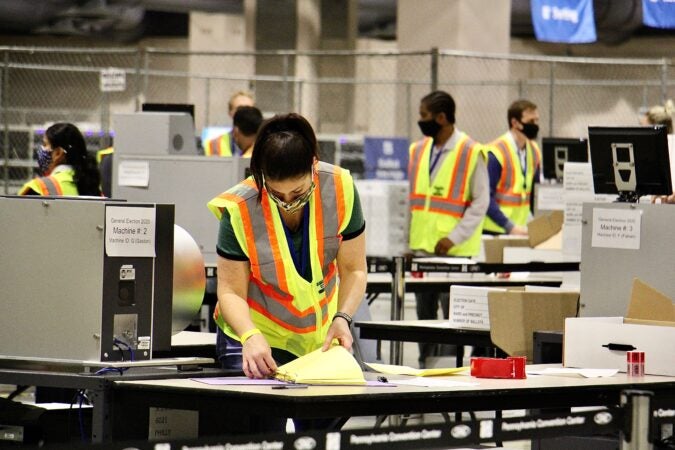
[274,346,366,385]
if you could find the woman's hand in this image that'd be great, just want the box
[322,317,353,351]
[242,334,277,378]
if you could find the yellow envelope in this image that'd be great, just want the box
[366,362,469,377]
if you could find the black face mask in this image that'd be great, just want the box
[520,122,539,140]
[418,119,442,138]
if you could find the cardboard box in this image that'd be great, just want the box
[564,278,675,376]
[482,237,530,263]
[449,285,579,361]
[481,211,564,263]
[528,210,563,247]
[488,288,579,362]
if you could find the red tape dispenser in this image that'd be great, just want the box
[470,356,527,379]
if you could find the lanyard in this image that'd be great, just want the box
[429,145,444,175]
[281,204,310,278]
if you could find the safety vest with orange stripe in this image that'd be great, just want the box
[18,167,78,196]
[206,161,355,357]
[408,134,484,257]
[203,133,234,157]
[483,133,541,234]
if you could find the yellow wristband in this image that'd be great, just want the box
[240,328,262,344]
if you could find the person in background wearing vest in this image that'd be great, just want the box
[483,99,542,236]
[203,90,255,156]
[19,122,101,197]
[408,91,489,368]
[231,105,263,158]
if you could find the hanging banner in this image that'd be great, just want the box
[642,0,675,29]
[531,0,597,43]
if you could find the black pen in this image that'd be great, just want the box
[272,384,309,389]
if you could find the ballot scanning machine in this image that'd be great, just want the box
[0,196,204,365]
[111,112,249,265]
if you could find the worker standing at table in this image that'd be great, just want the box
[408,90,489,368]
[483,99,542,236]
[208,113,367,379]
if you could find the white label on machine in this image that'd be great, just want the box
[591,207,642,250]
[105,206,156,257]
[118,160,150,187]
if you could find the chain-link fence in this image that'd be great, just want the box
[1,46,673,194]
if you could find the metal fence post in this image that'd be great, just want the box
[295,79,303,115]
[142,48,150,104]
[548,61,556,137]
[660,58,668,105]
[100,91,109,147]
[282,53,290,112]
[133,48,142,112]
[205,77,211,125]
[430,47,439,92]
[406,82,412,139]
[2,50,9,195]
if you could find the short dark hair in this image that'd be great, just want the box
[233,106,263,136]
[421,91,456,124]
[250,113,319,202]
[507,99,537,127]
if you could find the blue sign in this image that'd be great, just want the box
[364,137,409,181]
[642,0,675,29]
[531,0,597,44]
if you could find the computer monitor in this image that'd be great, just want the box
[588,125,672,202]
[542,137,588,181]
[142,103,195,124]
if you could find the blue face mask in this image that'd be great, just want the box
[36,146,53,175]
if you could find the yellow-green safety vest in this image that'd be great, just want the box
[207,161,355,357]
[408,133,484,257]
[19,168,79,196]
[483,133,542,234]
[204,133,234,157]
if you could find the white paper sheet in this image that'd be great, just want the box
[527,367,618,378]
[392,378,479,388]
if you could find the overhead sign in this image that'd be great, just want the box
[531,0,597,43]
[642,0,675,29]
[364,136,409,180]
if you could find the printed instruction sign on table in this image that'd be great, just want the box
[449,285,507,330]
[105,205,156,257]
